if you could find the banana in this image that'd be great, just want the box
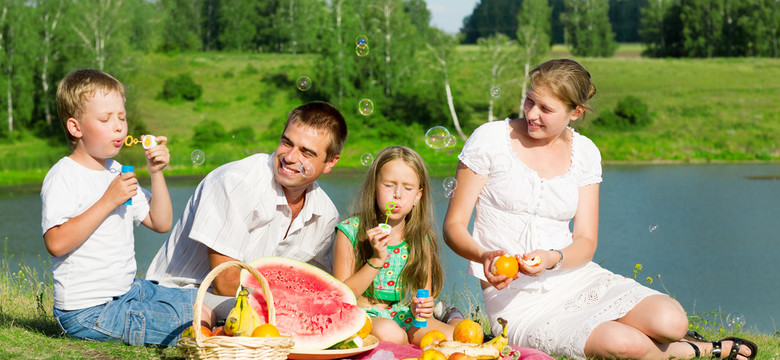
[484,317,508,351]
[224,286,263,336]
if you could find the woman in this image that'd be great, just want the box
[442,59,757,360]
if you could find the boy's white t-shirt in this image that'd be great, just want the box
[41,157,151,310]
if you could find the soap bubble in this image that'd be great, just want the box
[355,35,368,46]
[443,177,458,193]
[425,126,452,149]
[445,134,457,148]
[358,99,374,116]
[490,86,502,98]
[191,150,205,165]
[726,312,746,329]
[649,224,658,233]
[296,76,312,91]
[298,160,315,178]
[360,153,374,166]
[356,44,369,57]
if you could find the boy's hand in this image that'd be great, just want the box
[106,172,138,207]
[144,135,170,173]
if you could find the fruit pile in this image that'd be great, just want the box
[414,317,515,360]
[180,286,284,340]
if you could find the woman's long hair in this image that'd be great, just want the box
[350,146,444,301]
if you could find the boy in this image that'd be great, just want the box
[41,69,212,346]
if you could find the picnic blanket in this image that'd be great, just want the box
[346,341,555,360]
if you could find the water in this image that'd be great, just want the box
[2,164,778,335]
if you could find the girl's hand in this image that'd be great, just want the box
[366,226,391,263]
[482,250,516,290]
[519,250,547,276]
[412,294,435,319]
[144,135,170,174]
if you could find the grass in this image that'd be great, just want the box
[2,45,780,188]
[2,240,777,359]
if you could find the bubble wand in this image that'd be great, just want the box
[378,201,395,235]
[124,135,157,149]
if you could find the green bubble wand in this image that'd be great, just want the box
[378,201,395,235]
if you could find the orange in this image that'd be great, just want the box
[522,256,542,267]
[181,325,212,338]
[358,315,372,338]
[448,352,476,360]
[251,323,281,337]
[491,255,519,278]
[452,319,483,344]
[419,329,447,349]
[419,349,447,360]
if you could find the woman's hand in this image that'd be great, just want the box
[366,226,391,264]
[412,294,434,320]
[482,250,517,290]
[518,250,548,276]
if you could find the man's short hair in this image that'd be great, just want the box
[56,69,125,150]
[285,101,348,161]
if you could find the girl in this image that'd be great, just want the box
[442,59,757,360]
[333,146,457,346]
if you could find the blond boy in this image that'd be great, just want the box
[41,69,211,346]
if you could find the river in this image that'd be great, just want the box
[1,163,778,335]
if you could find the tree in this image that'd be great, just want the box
[33,0,64,127]
[516,0,551,115]
[160,0,202,52]
[461,0,522,44]
[561,0,618,57]
[274,0,330,54]
[69,0,129,70]
[426,30,466,140]
[753,0,780,57]
[478,34,516,122]
[0,0,37,139]
[639,0,685,57]
[680,0,724,57]
[219,0,261,51]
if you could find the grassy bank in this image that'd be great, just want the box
[1,46,779,188]
[2,248,777,359]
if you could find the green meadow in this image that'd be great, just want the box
[1,45,779,187]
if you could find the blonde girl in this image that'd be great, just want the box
[333,146,456,346]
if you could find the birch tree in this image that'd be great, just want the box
[516,0,551,115]
[70,0,126,70]
[477,34,516,122]
[426,30,465,140]
[35,0,64,127]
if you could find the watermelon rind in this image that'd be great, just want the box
[240,256,366,350]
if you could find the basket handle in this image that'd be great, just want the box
[192,260,275,346]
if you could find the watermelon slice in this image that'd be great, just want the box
[240,257,367,350]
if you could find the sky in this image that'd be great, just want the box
[426,0,479,34]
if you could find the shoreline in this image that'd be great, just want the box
[2,160,780,196]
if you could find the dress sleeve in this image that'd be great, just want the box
[576,134,603,187]
[457,122,495,175]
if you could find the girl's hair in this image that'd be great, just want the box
[529,58,597,118]
[56,69,126,150]
[350,146,444,300]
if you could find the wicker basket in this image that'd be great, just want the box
[177,260,295,359]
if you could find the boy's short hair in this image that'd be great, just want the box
[56,69,126,150]
[284,101,348,162]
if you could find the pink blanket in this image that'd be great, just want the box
[347,341,554,360]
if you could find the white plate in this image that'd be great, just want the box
[287,335,380,360]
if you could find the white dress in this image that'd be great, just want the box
[459,119,661,359]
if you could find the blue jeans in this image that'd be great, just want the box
[53,278,197,347]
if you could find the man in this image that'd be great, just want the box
[146,101,348,295]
